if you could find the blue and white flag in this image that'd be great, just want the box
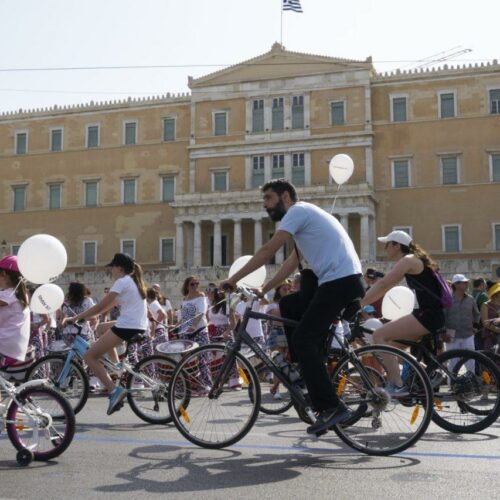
[283,0,303,13]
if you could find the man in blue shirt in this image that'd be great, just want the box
[221,179,365,434]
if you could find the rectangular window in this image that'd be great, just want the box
[122,178,136,204]
[86,125,99,148]
[162,176,175,202]
[393,226,413,238]
[490,89,500,114]
[272,154,285,179]
[292,153,305,186]
[252,99,264,133]
[85,181,98,207]
[391,96,407,122]
[160,238,174,263]
[163,118,176,141]
[441,157,458,185]
[11,245,20,256]
[13,186,26,212]
[272,97,284,131]
[392,159,410,188]
[124,121,137,145]
[214,112,227,136]
[495,224,500,251]
[121,240,135,259]
[292,95,304,129]
[15,132,27,155]
[331,101,345,126]
[50,128,63,152]
[83,241,97,265]
[443,225,461,252]
[439,92,456,118]
[490,153,500,182]
[48,184,61,209]
[213,171,228,191]
[252,156,265,188]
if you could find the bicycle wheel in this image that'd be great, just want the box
[330,345,433,456]
[167,344,261,449]
[428,349,500,433]
[126,355,180,424]
[6,385,76,461]
[26,354,89,415]
[252,362,293,415]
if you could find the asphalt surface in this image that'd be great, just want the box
[1,394,499,500]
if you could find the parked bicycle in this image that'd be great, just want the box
[26,323,180,424]
[0,366,75,466]
[167,286,434,456]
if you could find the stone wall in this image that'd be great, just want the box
[55,258,500,310]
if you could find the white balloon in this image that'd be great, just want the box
[17,234,67,284]
[228,255,266,288]
[329,154,354,185]
[382,286,415,321]
[362,318,384,344]
[30,284,65,314]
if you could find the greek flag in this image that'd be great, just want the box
[283,0,303,13]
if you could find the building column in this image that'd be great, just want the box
[368,215,376,261]
[213,219,222,266]
[284,153,292,181]
[233,218,242,260]
[254,218,262,253]
[193,219,202,267]
[360,214,370,261]
[340,214,350,233]
[175,221,184,268]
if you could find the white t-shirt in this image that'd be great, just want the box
[0,288,30,361]
[164,299,173,313]
[279,201,362,285]
[208,308,229,327]
[179,296,208,335]
[235,301,264,339]
[110,275,148,330]
[148,299,166,323]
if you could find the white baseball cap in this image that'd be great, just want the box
[452,274,469,284]
[377,230,412,247]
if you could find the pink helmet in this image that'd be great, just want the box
[0,255,20,273]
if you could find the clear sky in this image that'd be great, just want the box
[0,0,497,113]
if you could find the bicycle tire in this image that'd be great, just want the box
[330,344,433,456]
[167,344,261,449]
[6,385,76,461]
[252,363,293,415]
[126,355,180,424]
[25,354,89,415]
[428,349,500,433]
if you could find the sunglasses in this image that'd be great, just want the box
[190,282,199,287]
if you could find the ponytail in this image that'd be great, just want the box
[2,269,29,308]
[130,263,147,299]
[400,242,437,270]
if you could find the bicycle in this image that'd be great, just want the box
[0,365,75,466]
[167,286,434,456]
[25,323,182,424]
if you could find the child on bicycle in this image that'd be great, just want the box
[63,253,148,415]
[0,256,30,367]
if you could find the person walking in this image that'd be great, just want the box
[220,179,364,434]
[480,282,500,352]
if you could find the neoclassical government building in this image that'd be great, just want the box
[0,43,499,280]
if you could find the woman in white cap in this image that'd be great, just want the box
[361,230,445,391]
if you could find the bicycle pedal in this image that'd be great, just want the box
[315,429,328,437]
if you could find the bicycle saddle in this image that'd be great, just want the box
[341,299,362,322]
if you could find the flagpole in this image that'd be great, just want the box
[280,1,283,45]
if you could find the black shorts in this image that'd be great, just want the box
[412,308,445,333]
[111,326,146,342]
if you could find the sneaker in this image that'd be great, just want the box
[89,376,103,393]
[273,390,283,400]
[384,383,410,396]
[306,403,353,434]
[132,380,145,390]
[107,386,127,415]
[429,372,444,390]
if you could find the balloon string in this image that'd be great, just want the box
[11,277,26,296]
[330,184,341,214]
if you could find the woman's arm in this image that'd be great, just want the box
[65,292,118,322]
[361,256,416,306]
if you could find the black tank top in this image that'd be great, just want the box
[405,265,441,310]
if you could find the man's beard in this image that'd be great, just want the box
[266,199,287,221]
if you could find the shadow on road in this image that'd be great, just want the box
[94,445,420,494]
[419,431,498,443]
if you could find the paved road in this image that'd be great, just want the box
[1,395,499,499]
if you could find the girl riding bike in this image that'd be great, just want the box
[63,253,148,415]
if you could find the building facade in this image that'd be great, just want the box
[0,43,499,284]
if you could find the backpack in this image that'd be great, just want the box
[432,270,453,309]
